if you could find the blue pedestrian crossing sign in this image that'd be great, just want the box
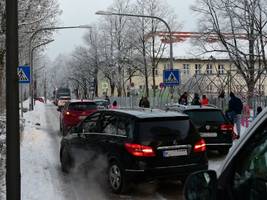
[163,69,180,86]
[18,66,31,84]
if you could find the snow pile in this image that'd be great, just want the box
[0,115,6,200]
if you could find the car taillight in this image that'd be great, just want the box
[194,139,206,153]
[124,143,155,157]
[220,124,233,132]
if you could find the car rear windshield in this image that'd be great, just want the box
[184,110,225,126]
[137,118,191,141]
[68,102,97,111]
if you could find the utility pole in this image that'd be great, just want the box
[6,0,21,199]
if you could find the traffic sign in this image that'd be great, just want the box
[163,69,180,86]
[18,65,31,84]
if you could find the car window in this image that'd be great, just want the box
[184,110,225,126]
[101,113,117,135]
[137,118,192,142]
[68,102,97,111]
[117,117,132,137]
[231,122,267,200]
[82,112,101,133]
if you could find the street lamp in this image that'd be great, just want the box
[95,11,174,69]
[96,11,174,100]
[28,25,92,110]
[31,39,54,103]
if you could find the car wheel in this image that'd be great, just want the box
[60,147,73,173]
[218,148,229,155]
[108,161,127,194]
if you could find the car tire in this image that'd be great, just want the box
[218,148,229,155]
[108,161,128,194]
[60,147,73,173]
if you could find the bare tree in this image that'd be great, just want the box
[130,0,179,97]
[0,0,61,112]
[192,0,267,103]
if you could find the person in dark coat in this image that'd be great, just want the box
[191,93,201,105]
[179,92,188,105]
[139,96,144,107]
[227,92,243,137]
[141,97,150,108]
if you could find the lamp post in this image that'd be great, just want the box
[30,39,54,103]
[96,11,173,68]
[29,25,92,110]
[95,11,174,100]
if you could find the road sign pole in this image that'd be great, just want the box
[6,0,21,199]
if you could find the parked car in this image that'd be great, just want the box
[34,97,45,103]
[60,109,208,193]
[167,104,234,155]
[93,99,109,109]
[57,96,71,110]
[59,100,97,136]
[184,107,267,200]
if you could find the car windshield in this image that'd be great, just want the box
[68,102,97,111]
[184,110,225,126]
[137,118,191,141]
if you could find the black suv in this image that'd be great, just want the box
[60,109,208,193]
[184,107,267,200]
[167,105,234,155]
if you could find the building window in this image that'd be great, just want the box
[195,64,201,75]
[183,64,190,75]
[164,63,170,70]
[218,64,224,75]
[207,84,213,92]
[206,64,212,74]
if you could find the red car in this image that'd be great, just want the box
[59,100,97,136]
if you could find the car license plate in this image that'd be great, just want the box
[79,116,87,120]
[163,149,188,157]
[200,132,217,137]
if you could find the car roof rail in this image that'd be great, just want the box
[205,104,218,108]
[118,107,162,112]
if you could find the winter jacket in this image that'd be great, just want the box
[229,96,243,114]
[178,95,188,105]
[191,97,201,105]
[201,98,209,105]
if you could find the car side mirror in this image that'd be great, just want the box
[184,170,217,200]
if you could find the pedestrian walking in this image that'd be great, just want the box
[141,97,150,108]
[226,92,243,138]
[139,96,144,107]
[191,93,201,105]
[200,95,209,106]
[178,92,188,105]
[111,100,118,109]
[257,106,262,115]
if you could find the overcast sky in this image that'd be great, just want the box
[46,0,197,60]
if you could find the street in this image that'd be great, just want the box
[21,102,226,200]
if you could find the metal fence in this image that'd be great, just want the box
[109,95,267,118]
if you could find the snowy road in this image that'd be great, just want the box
[21,102,225,200]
